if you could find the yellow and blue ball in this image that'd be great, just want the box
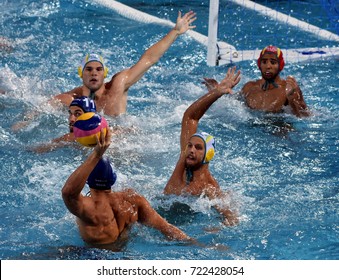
[73,112,108,147]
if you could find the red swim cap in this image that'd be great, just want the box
[257,45,285,71]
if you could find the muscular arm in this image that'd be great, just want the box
[121,11,197,91]
[53,86,82,107]
[135,195,191,241]
[180,67,241,151]
[61,129,112,216]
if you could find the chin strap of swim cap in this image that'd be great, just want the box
[262,79,279,91]
[89,91,96,100]
[191,132,216,164]
[185,168,193,185]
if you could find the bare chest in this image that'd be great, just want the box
[245,89,287,112]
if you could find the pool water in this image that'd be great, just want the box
[0,0,338,260]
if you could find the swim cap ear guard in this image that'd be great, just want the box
[257,45,285,72]
[69,96,96,113]
[78,53,109,78]
[87,157,117,190]
[191,132,216,164]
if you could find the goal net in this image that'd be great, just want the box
[208,0,339,66]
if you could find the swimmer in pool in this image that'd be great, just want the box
[203,45,310,117]
[12,11,197,130]
[30,97,129,153]
[62,128,191,246]
[164,66,241,226]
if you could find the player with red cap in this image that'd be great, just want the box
[241,45,309,117]
[203,45,310,118]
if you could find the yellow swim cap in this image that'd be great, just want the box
[78,53,109,78]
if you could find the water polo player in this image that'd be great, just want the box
[30,96,132,153]
[203,45,310,117]
[164,66,241,227]
[69,96,96,133]
[62,128,191,246]
[29,97,97,153]
[12,10,197,131]
[53,11,196,116]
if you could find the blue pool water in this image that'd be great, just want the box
[0,0,338,260]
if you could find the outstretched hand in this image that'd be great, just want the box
[175,11,197,34]
[216,66,241,95]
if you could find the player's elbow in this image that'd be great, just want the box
[61,183,73,199]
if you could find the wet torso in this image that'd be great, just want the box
[242,79,288,113]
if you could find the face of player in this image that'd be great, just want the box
[185,136,205,168]
[68,106,84,133]
[259,53,280,80]
[82,61,105,92]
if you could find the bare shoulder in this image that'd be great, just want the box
[104,70,129,93]
[54,91,80,106]
[241,80,261,93]
[242,79,260,88]
[110,188,140,202]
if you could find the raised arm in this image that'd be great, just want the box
[123,11,197,89]
[180,67,241,151]
[61,128,112,216]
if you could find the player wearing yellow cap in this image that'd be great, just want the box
[164,67,241,227]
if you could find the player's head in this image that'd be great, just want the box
[78,53,109,78]
[87,157,117,190]
[257,45,285,72]
[68,97,96,132]
[186,132,215,168]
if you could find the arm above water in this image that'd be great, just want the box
[285,76,310,117]
[180,66,241,150]
[122,11,197,91]
[62,129,112,217]
[28,133,76,154]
